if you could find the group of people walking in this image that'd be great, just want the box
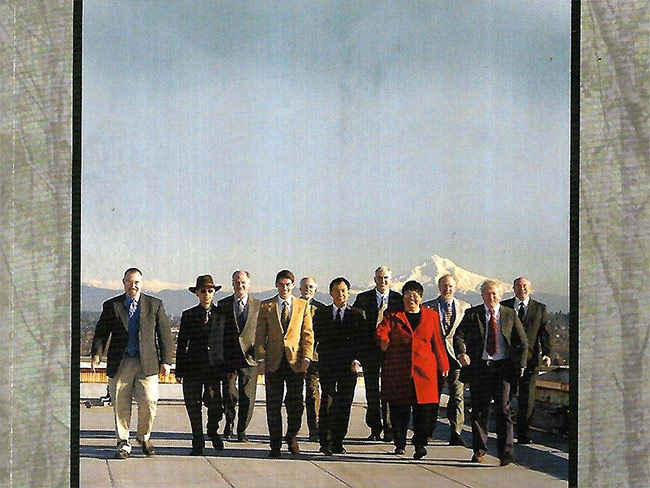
[91,265,551,467]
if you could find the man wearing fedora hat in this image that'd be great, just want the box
[91,268,174,459]
[175,274,227,455]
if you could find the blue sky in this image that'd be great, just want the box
[82,1,570,295]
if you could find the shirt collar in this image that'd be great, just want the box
[484,303,500,315]
[514,296,530,308]
[277,295,293,307]
[237,294,248,306]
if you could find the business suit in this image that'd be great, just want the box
[422,297,469,439]
[256,295,314,450]
[176,303,226,449]
[454,304,527,460]
[91,293,174,448]
[216,294,261,437]
[304,298,328,439]
[352,288,402,437]
[501,297,551,440]
[313,304,364,451]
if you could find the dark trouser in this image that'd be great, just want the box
[224,365,258,435]
[390,402,434,450]
[362,358,391,434]
[182,375,225,448]
[468,360,516,458]
[429,368,464,438]
[318,370,357,448]
[516,366,538,439]
[305,361,320,435]
[265,356,304,449]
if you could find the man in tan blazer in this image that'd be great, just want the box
[256,269,314,458]
[422,274,470,446]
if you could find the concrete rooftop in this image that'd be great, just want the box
[80,384,568,488]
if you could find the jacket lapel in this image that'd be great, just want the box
[116,294,128,330]
[139,295,149,330]
[500,308,513,344]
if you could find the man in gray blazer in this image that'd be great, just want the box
[501,277,552,444]
[216,270,261,442]
[422,274,470,446]
[91,268,174,459]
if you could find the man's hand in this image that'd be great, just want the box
[379,340,389,352]
[298,358,310,373]
[159,364,171,377]
[520,368,525,378]
[257,361,266,375]
[176,376,183,384]
[351,360,362,374]
[91,355,100,373]
[457,353,470,367]
[541,355,552,368]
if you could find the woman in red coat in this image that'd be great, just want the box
[376,280,449,459]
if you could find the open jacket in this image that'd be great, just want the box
[376,307,449,404]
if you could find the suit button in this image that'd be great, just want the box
[207,346,211,350]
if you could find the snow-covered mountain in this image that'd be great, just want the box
[81,254,568,314]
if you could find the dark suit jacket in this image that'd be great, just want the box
[453,304,528,384]
[352,288,403,363]
[312,304,364,376]
[501,297,551,368]
[91,293,174,378]
[215,294,261,369]
[305,298,328,362]
[175,303,219,379]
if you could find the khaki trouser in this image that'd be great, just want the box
[108,356,159,451]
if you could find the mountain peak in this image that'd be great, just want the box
[392,254,510,294]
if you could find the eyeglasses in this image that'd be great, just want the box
[199,288,215,294]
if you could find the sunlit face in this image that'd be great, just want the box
[195,286,216,308]
[232,271,250,299]
[330,281,349,309]
[123,271,142,299]
[374,268,391,294]
[438,276,456,301]
[276,278,295,300]
[300,278,317,300]
[481,285,502,309]
[403,290,423,313]
[513,278,532,301]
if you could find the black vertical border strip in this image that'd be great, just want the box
[71,0,82,486]
[569,1,580,487]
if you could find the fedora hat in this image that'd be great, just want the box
[189,274,222,293]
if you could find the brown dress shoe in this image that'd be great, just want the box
[500,452,514,466]
[286,436,300,454]
[210,434,224,451]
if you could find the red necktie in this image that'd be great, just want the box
[487,308,498,356]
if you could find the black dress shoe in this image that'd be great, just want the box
[308,433,319,442]
[286,436,300,454]
[366,433,381,441]
[210,434,224,451]
[449,433,466,447]
[223,425,233,441]
[500,452,514,466]
[319,445,333,456]
[394,447,406,455]
[140,439,155,456]
[269,448,281,458]
[332,445,347,454]
[413,446,428,460]
[190,447,203,456]
[517,436,532,445]
[114,449,129,459]
[471,452,485,463]
[237,433,249,443]
[382,432,394,443]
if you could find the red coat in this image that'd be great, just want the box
[376,308,449,404]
